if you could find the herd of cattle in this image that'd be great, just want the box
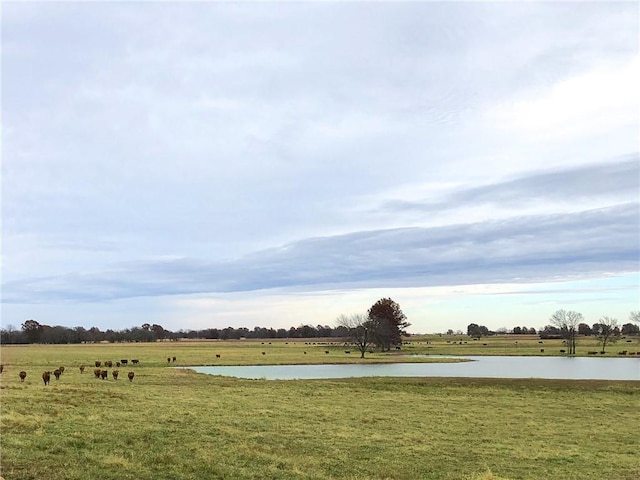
[0,359,147,385]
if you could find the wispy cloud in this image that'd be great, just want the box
[4,203,637,304]
[380,156,639,214]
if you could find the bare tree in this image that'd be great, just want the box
[594,316,619,353]
[336,313,375,359]
[550,310,583,355]
[630,311,640,324]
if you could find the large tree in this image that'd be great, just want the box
[367,298,410,351]
[336,313,375,359]
[549,309,583,355]
[21,319,43,344]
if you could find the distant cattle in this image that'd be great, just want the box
[116,362,121,367]
[325,351,329,354]
[345,351,350,354]
[215,354,221,359]
[19,371,26,382]
[262,352,266,355]
[1,364,4,374]
[560,349,566,353]
[112,370,119,380]
[95,361,101,368]
[128,371,135,382]
[172,356,176,362]
[120,359,128,365]
[540,349,544,353]
[79,365,86,374]
[105,361,113,368]
[588,351,598,355]
[131,359,139,365]
[94,368,102,378]
[58,366,65,374]
[42,371,51,385]
[100,370,108,380]
[167,357,171,363]
[53,369,61,380]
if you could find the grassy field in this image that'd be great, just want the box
[1,339,639,480]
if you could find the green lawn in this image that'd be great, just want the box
[1,340,638,480]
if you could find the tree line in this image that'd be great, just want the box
[0,319,352,345]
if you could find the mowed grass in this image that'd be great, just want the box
[1,340,639,480]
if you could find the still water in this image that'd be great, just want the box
[187,356,639,381]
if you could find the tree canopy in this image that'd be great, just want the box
[367,298,410,351]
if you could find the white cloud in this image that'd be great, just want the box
[485,56,639,139]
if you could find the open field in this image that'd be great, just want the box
[1,340,639,480]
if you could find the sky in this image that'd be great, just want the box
[1,1,639,334]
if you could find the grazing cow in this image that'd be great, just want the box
[167,357,171,363]
[215,354,221,359]
[172,356,176,362]
[42,371,51,385]
[262,352,266,355]
[304,351,307,354]
[345,351,350,354]
[619,351,628,355]
[100,370,108,380]
[116,362,121,368]
[128,371,135,382]
[112,370,119,380]
[131,359,139,365]
[79,365,86,374]
[95,361,101,368]
[19,371,26,382]
[0,364,4,374]
[121,359,128,365]
[560,349,566,353]
[58,366,65,374]
[540,349,544,353]
[325,351,329,354]
[105,361,113,368]
[53,369,61,380]
[94,368,102,378]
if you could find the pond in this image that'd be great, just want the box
[186,355,640,381]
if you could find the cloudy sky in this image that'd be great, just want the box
[2,1,638,334]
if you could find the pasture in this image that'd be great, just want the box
[1,338,639,480]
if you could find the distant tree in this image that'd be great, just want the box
[367,298,410,351]
[630,311,640,323]
[336,313,376,359]
[620,322,640,335]
[22,319,43,343]
[0,324,24,344]
[446,329,454,335]
[577,323,592,336]
[512,326,522,334]
[152,324,166,340]
[467,323,489,338]
[594,316,619,353]
[549,310,583,355]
